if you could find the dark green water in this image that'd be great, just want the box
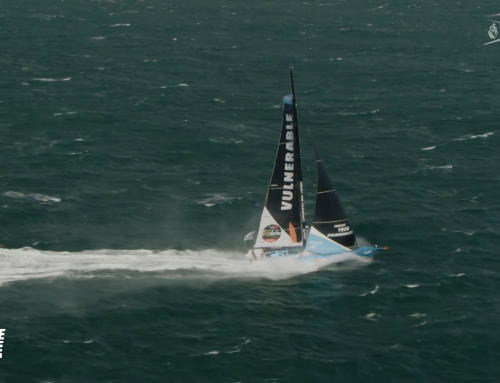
[1,0,499,381]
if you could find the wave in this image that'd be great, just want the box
[3,191,61,203]
[0,248,371,287]
[424,165,453,170]
[209,137,242,144]
[453,132,494,141]
[196,193,239,207]
[32,77,71,82]
[160,83,188,88]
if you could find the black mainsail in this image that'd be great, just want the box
[304,137,358,254]
[252,71,305,250]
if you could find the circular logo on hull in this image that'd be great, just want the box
[262,225,281,243]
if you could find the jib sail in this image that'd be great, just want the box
[304,139,358,255]
[253,79,305,249]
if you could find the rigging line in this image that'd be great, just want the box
[317,189,336,194]
[313,219,348,224]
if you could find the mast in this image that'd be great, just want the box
[289,68,306,246]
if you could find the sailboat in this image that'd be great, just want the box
[244,69,386,264]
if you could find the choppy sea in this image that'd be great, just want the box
[1,0,499,381]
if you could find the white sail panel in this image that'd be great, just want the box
[253,207,303,249]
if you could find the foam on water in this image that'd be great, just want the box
[0,247,369,286]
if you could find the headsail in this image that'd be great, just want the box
[304,137,358,255]
[253,77,305,249]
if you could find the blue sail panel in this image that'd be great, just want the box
[304,227,350,255]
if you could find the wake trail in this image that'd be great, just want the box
[0,247,369,286]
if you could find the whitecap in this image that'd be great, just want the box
[359,285,379,296]
[3,191,61,203]
[198,193,235,206]
[450,230,474,236]
[370,4,387,10]
[364,312,379,321]
[453,132,494,141]
[204,351,219,355]
[411,321,427,328]
[421,146,436,151]
[470,132,494,139]
[160,83,188,89]
[405,284,419,288]
[409,313,426,318]
[32,78,71,82]
[425,165,452,170]
[450,273,466,277]
[110,23,130,27]
[209,137,242,144]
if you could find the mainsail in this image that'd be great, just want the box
[304,138,358,255]
[253,72,305,249]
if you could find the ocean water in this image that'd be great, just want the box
[1,0,499,381]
